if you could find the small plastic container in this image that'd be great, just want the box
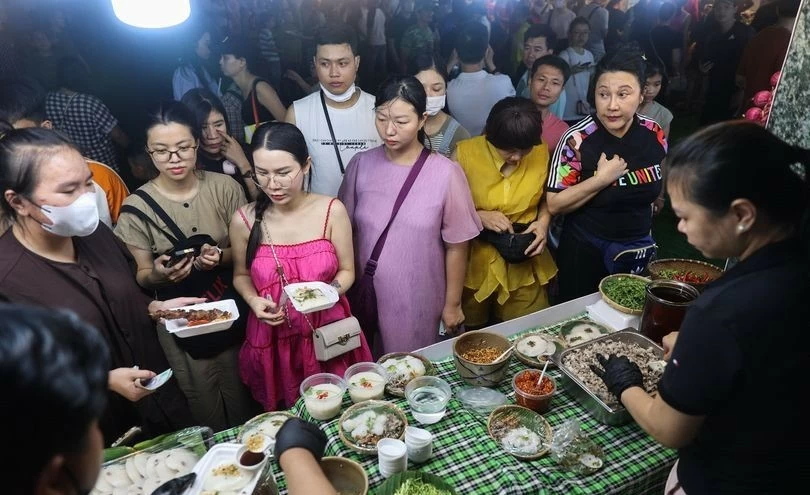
[344,362,388,403]
[300,373,347,420]
[512,370,556,414]
[457,386,508,415]
[283,282,339,314]
[404,426,433,463]
[405,376,451,412]
[377,438,408,478]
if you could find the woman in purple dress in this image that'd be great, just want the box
[338,76,482,354]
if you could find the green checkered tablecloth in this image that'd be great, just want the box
[213,314,677,494]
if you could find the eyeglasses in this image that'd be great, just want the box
[251,168,303,189]
[147,145,198,163]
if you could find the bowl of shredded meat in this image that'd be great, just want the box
[452,331,512,387]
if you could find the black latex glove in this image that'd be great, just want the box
[590,353,644,402]
[274,417,328,462]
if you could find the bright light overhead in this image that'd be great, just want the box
[111,0,191,29]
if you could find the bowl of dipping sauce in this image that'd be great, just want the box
[512,369,556,413]
[236,433,272,471]
[300,373,347,420]
[344,362,388,403]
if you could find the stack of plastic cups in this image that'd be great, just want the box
[377,438,408,478]
[404,426,433,463]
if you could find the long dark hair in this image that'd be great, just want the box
[180,88,231,136]
[375,76,428,146]
[0,121,79,223]
[668,121,810,248]
[245,122,312,267]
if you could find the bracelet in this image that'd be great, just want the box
[329,280,341,290]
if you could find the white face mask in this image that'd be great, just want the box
[320,83,357,103]
[35,191,100,237]
[425,95,446,116]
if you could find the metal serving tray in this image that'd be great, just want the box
[554,330,663,426]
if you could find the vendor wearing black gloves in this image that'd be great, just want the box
[274,418,337,495]
[590,122,810,495]
[546,45,667,302]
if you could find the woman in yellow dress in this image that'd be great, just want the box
[452,97,558,327]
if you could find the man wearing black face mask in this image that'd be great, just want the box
[1,305,110,495]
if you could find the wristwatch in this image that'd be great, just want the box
[330,280,341,290]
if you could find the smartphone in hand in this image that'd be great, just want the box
[165,248,195,268]
[140,369,173,391]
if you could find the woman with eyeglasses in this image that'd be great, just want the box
[114,101,259,431]
[229,122,372,411]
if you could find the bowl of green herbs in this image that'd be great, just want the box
[598,274,650,315]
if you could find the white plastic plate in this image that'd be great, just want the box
[187,443,264,495]
[283,282,339,314]
[164,299,239,338]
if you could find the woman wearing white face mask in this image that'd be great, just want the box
[0,123,196,442]
[411,54,471,157]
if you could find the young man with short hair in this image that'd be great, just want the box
[3,305,111,495]
[285,24,381,196]
[446,21,516,136]
[529,55,571,152]
[515,24,566,119]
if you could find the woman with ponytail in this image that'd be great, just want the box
[590,121,810,495]
[230,122,371,411]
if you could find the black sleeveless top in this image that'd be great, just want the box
[241,78,276,125]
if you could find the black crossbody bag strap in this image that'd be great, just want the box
[118,205,180,247]
[131,190,187,242]
[320,90,346,174]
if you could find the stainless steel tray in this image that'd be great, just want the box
[554,329,663,426]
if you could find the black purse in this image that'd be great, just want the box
[478,222,536,264]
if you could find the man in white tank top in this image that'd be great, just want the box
[285,24,381,197]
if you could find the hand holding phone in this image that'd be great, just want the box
[165,248,195,268]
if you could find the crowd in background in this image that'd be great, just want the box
[0,0,802,458]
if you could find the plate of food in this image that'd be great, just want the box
[376,352,436,397]
[152,299,239,338]
[598,274,650,315]
[377,471,457,495]
[647,258,723,292]
[236,411,297,444]
[558,320,612,347]
[338,400,408,455]
[93,447,202,495]
[187,443,267,495]
[487,405,553,461]
[283,282,339,314]
[514,332,567,367]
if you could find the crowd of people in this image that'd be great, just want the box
[1,0,808,494]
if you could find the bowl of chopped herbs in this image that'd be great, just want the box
[598,274,650,315]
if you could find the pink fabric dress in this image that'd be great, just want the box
[238,201,372,411]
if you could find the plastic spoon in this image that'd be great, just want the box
[491,344,515,364]
[537,359,550,387]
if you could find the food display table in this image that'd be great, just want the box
[212,294,677,494]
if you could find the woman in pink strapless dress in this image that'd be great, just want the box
[230,122,372,411]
